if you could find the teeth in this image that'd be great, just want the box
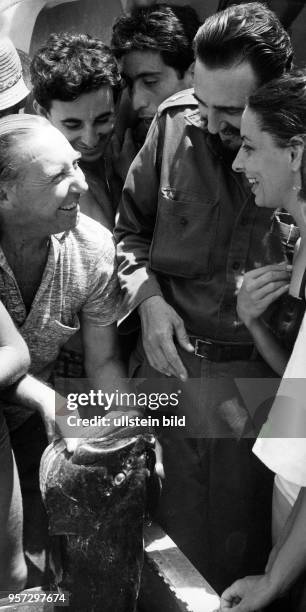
[60,202,77,211]
[248,178,257,185]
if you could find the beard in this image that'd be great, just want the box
[218,124,242,151]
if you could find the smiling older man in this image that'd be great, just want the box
[0,113,124,584]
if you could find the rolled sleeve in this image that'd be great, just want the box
[82,238,122,327]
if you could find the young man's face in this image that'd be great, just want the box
[193,59,258,151]
[45,86,115,163]
[120,50,192,122]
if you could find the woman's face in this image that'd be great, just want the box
[4,126,88,237]
[233,107,296,209]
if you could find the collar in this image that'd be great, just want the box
[52,231,68,243]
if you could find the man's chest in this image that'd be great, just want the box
[12,259,47,313]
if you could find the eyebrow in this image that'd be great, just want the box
[48,153,82,176]
[193,92,245,113]
[61,112,113,123]
[122,70,161,81]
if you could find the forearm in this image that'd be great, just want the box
[85,356,136,411]
[3,374,58,417]
[0,346,29,388]
[247,318,289,375]
[266,488,306,596]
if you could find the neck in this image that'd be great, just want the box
[1,227,49,261]
[285,195,306,243]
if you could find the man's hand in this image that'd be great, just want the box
[220,574,277,611]
[237,262,291,328]
[111,129,137,183]
[138,296,194,381]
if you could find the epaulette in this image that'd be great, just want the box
[157,88,197,117]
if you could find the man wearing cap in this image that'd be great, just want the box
[0,36,29,117]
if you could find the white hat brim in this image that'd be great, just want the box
[0,74,29,110]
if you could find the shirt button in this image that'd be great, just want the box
[232,261,240,270]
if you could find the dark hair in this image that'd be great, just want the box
[111,4,201,78]
[31,33,122,112]
[194,2,293,85]
[247,71,306,146]
[247,71,306,196]
[0,114,51,185]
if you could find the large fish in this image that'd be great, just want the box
[40,410,158,612]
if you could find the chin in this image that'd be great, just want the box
[254,197,267,208]
[219,135,241,151]
[80,151,103,163]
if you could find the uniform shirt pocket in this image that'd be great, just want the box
[150,189,219,278]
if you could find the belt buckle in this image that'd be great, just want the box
[194,338,212,359]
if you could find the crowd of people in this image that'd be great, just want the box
[0,1,306,610]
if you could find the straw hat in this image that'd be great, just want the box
[0,36,29,111]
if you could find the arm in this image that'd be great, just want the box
[115,116,193,380]
[114,116,164,315]
[82,320,128,396]
[3,375,77,452]
[220,487,306,611]
[237,262,291,375]
[0,301,30,387]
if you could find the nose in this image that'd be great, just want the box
[81,124,99,148]
[70,166,88,194]
[206,108,220,134]
[131,82,149,114]
[232,147,245,173]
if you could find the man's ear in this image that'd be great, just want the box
[288,135,305,172]
[182,62,194,89]
[33,99,49,118]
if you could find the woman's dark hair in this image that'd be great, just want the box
[248,71,306,146]
[31,33,122,112]
[194,2,293,85]
[247,71,306,197]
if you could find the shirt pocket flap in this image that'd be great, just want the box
[150,189,219,278]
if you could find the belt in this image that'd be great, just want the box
[189,337,256,362]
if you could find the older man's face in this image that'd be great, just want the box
[193,59,258,151]
[5,127,88,237]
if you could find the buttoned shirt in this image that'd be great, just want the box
[115,90,284,342]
